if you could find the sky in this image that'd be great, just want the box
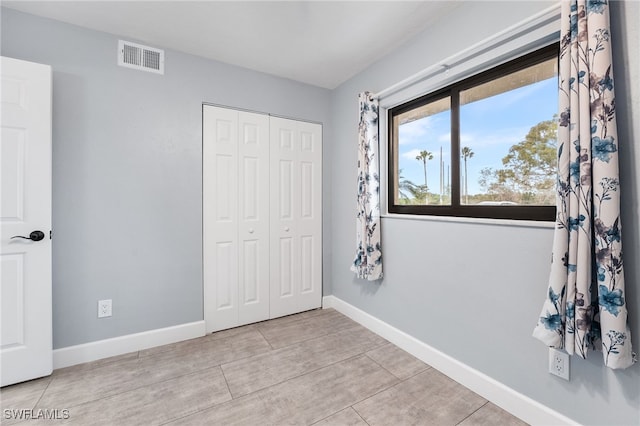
[397,77,557,195]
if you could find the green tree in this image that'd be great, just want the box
[461,146,474,204]
[396,169,428,205]
[479,118,557,204]
[415,151,433,204]
[405,183,428,204]
[415,150,433,204]
[397,169,415,201]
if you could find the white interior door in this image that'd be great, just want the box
[203,105,270,332]
[0,56,52,386]
[269,117,322,319]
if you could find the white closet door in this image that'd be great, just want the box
[203,106,239,332]
[237,112,270,325]
[269,117,322,319]
[203,106,271,332]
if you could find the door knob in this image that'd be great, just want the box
[284,227,290,232]
[11,230,45,242]
[248,228,254,234]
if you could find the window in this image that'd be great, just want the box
[388,44,558,221]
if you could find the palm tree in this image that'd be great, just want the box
[397,169,414,201]
[397,169,426,205]
[461,146,474,204]
[415,150,433,190]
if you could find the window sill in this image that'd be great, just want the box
[381,213,555,230]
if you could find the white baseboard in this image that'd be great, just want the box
[53,321,206,369]
[322,295,578,426]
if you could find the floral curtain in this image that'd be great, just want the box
[351,92,383,281]
[533,0,635,369]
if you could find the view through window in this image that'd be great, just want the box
[389,44,558,220]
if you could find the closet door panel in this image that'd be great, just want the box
[278,237,294,297]
[270,120,299,316]
[297,121,322,304]
[300,235,314,293]
[270,117,322,319]
[237,112,270,325]
[203,106,239,332]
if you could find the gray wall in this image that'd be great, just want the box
[327,1,639,425]
[1,8,332,349]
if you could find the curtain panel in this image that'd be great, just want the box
[351,92,383,281]
[533,0,635,369]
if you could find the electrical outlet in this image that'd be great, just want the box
[548,348,570,380]
[98,299,112,318]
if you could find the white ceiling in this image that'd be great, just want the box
[2,1,459,89]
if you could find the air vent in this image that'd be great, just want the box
[118,40,164,74]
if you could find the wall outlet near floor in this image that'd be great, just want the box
[548,348,570,380]
[98,299,112,318]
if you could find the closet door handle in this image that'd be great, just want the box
[284,227,290,232]
[248,228,254,234]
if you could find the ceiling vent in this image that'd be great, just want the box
[118,40,164,75]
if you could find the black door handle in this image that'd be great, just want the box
[11,230,45,241]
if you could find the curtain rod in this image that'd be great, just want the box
[372,3,561,100]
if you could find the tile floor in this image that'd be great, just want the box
[0,308,527,425]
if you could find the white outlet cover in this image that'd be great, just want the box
[98,299,112,318]
[548,348,570,380]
